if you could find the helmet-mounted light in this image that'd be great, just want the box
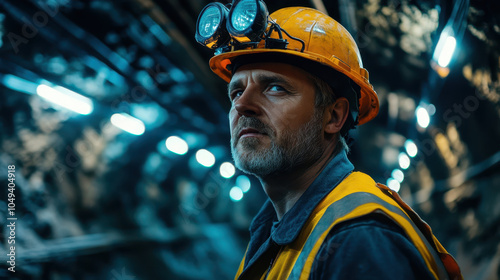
[227,0,268,43]
[195,0,271,50]
[195,3,230,49]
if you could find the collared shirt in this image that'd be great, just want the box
[239,150,435,279]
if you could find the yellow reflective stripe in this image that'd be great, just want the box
[238,172,449,280]
[235,246,248,279]
[290,194,446,280]
[261,201,330,279]
[323,173,446,278]
[297,203,438,279]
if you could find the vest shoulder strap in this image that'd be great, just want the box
[287,172,461,280]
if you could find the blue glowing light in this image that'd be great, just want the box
[36,84,93,115]
[110,113,145,135]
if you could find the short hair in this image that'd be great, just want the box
[309,74,350,154]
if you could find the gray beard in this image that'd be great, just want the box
[230,110,325,177]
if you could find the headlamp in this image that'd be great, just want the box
[227,0,268,43]
[195,3,230,49]
[195,0,290,52]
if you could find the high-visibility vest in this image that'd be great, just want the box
[235,172,463,280]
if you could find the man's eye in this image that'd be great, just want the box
[268,85,286,92]
[230,90,243,100]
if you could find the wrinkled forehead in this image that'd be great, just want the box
[230,62,314,85]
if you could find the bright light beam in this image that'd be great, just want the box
[391,169,405,183]
[110,113,145,135]
[433,26,457,68]
[236,175,251,193]
[2,74,38,95]
[405,140,418,157]
[437,36,456,68]
[36,84,93,115]
[416,106,430,128]
[398,152,410,170]
[229,186,243,201]
[165,136,189,155]
[196,149,215,167]
[220,162,236,178]
[387,178,401,192]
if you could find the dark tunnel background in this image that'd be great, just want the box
[0,0,499,279]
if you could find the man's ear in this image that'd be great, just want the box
[324,97,349,134]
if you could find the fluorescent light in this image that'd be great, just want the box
[427,104,436,116]
[219,162,236,178]
[229,186,243,201]
[165,136,188,155]
[433,27,457,68]
[404,139,418,157]
[416,106,430,128]
[398,152,410,170]
[196,149,215,167]
[437,36,456,68]
[36,84,93,115]
[387,178,401,192]
[236,175,251,193]
[391,169,405,183]
[2,74,37,95]
[110,113,145,135]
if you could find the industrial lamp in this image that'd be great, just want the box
[195,3,230,49]
[195,0,269,49]
[226,0,269,43]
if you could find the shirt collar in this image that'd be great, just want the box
[249,150,354,245]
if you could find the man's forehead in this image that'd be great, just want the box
[229,62,308,84]
[233,61,296,73]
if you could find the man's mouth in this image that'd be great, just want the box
[238,128,267,139]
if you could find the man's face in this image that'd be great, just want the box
[228,62,326,177]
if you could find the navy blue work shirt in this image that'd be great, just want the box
[240,150,435,279]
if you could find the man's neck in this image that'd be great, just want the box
[258,143,337,220]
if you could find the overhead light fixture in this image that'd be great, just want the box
[195,2,230,49]
[433,27,457,68]
[416,106,430,129]
[1,74,37,95]
[165,136,189,155]
[404,139,418,157]
[229,186,244,201]
[391,169,405,183]
[226,0,269,43]
[398,152,410,170]
[36,84,93,115]
[431,0,469,77]
[387,178,401,192]
[196,149,216,167]
[110,113,145,135]
[236,175,251,193]
[220,162,236,178]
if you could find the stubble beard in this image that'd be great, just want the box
[230,110,325,177]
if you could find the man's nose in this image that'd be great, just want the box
[234,89,262,117]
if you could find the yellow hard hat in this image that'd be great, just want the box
[209,6,379,129]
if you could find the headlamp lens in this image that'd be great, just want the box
[198,5,222,37]
[195,3,230,49]
[231,0,257,31]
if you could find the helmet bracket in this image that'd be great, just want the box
[265,38,288,49]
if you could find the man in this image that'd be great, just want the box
[196,3,462,279]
